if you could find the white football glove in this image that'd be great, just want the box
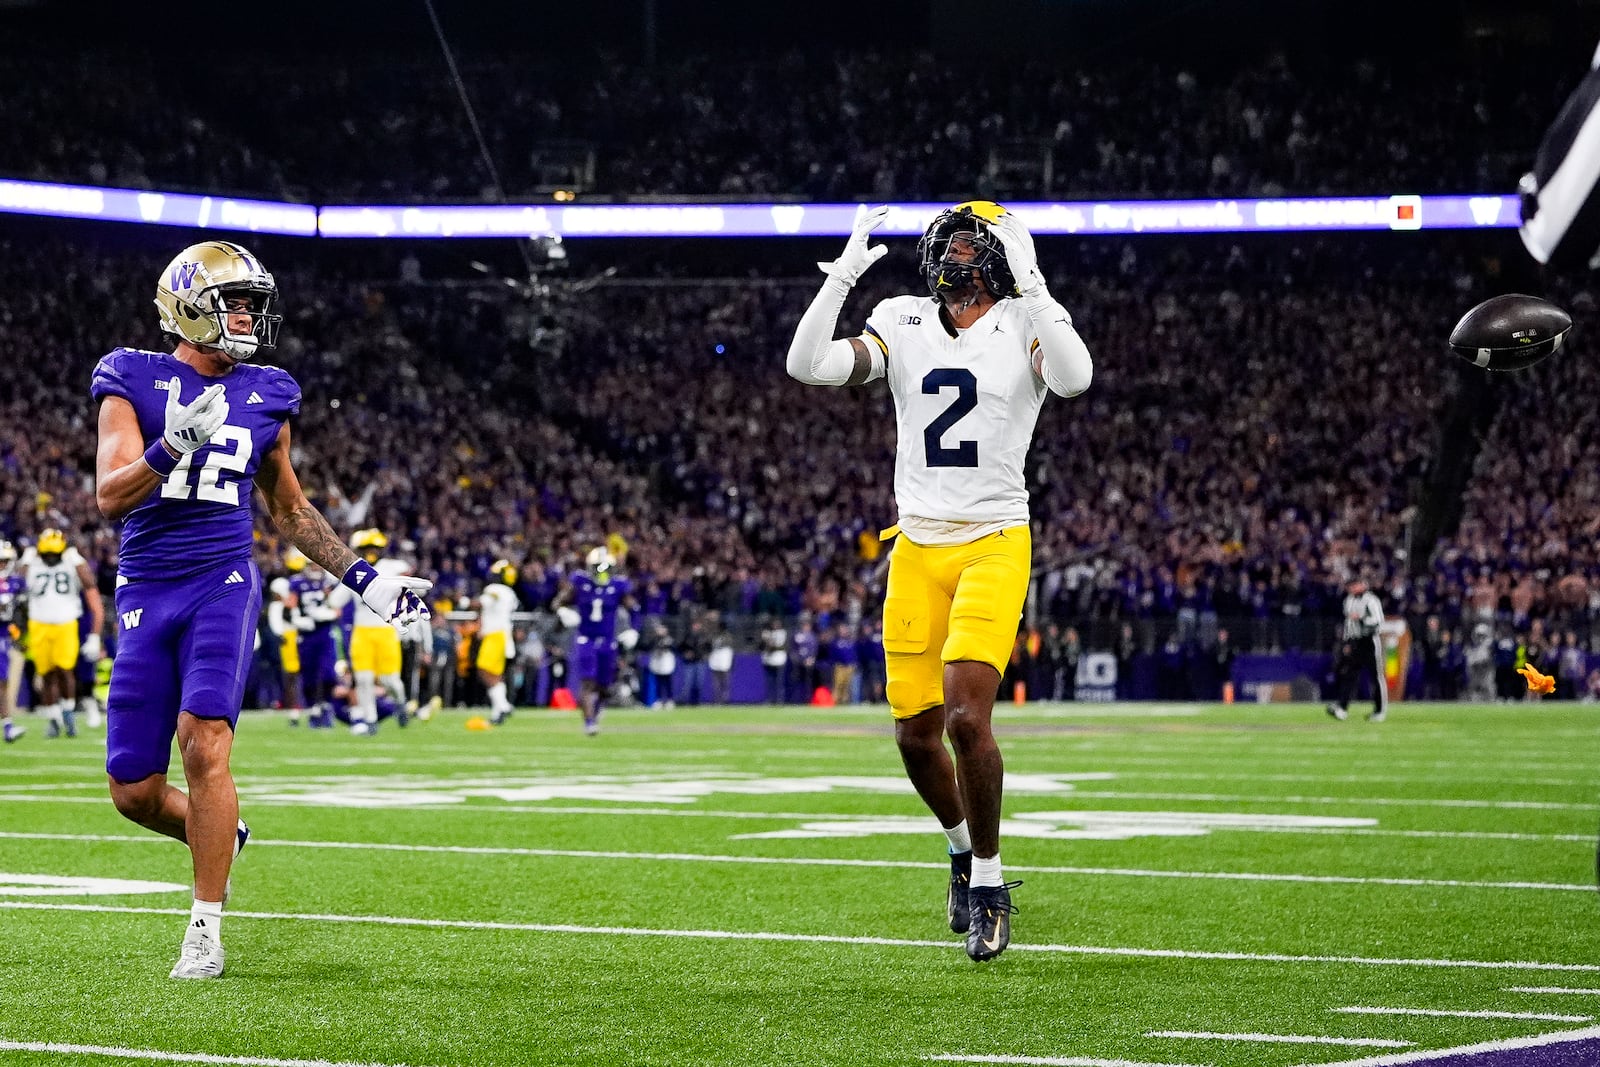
[991,212,1047,297]
[556,606,581,630]
[163,378,229,454]
[503,630,516,661]
[818,204,890,287]
[80,633,102,662]
[342,562,432,638]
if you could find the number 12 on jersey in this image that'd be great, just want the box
[160,425,254,504]
[922,369,979,468]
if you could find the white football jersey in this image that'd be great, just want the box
[479,583,517,635]
[862,295,1049,538]
[23,547,85,624]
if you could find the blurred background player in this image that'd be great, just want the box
[328,529,417,734]
[0,540,24,742]
[313,662,405,729]
[22,528,104,738]
[477,559,520,725]
[93,240,431,978]
[556,547,636,735]
[285,548,341,710]
[266,577,312,724]
[785,201,1092,961]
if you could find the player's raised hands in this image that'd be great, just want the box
[991,212,1046,297]
[818,204,890,287]
[163,378,229,454]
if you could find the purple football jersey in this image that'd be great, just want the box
[90,347,300,580]
[572,573,631,640]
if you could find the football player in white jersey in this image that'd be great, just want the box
[22,529,105,738]
[477,560,520,725]
[327,529,415,734]
[786,201,1092,961]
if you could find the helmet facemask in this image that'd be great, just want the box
[204,284,282,361]
[916,205,1016,302]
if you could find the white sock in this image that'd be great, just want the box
[972,853,1004,888]
[488,682,509,713]
[41,703,63,726]
[188,898,223,940]
[58,700,74,719]
[943,820,972,854]
[379,674,406,703]
[355,673,377,722]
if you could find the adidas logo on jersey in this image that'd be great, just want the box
[120,608,144,629]
[225,571,245,586]
[246,391,264,405]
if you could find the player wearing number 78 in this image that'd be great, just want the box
[785,202,1092,961]
[92,241,433,979]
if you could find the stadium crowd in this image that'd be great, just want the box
[3,226,1598,707]
[0,46,1561,202]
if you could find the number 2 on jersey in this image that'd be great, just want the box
[160,425,254,504]
[922,369,979,468]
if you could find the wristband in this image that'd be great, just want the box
[342,559,378,593]
[142,440,180,477]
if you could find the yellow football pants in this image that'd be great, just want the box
[881,525,1030,718]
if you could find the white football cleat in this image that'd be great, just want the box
[350,720,373,736]
[1325,704,1348,721]
[169,930,224,979]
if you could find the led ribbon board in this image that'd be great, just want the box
[0,179,1520,238]
[0,179,318,235]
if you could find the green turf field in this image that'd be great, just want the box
[0,701,1597,1067]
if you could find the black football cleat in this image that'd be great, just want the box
[966,881,1022,962]
[947,850,973,933]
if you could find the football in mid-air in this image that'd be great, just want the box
[1448,294,1572,371]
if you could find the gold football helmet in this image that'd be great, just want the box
[36,528,68,557]
[350,528,387,563]
[490,559,519,587]
[155,241,281,361]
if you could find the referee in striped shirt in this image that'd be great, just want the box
[1326,576,1387,723]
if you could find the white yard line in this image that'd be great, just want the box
[1146,1032,1411,1048]
[1504,987,1600,995]
[2,899,1598,972]
[1070,790,1594,812]
[0,1040,426,1067]
[1293,1023,1600,1066]
[0,831,1589,893]
[1334,1006,1593,1023]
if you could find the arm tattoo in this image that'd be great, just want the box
[277,504,359,578]
[844,337,874,387]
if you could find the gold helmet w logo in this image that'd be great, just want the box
[155,241,281,361]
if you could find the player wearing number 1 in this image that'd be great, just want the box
[92,241,432,978]
[786,202,1092,960]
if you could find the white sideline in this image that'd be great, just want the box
[0,831,1591,894]
[925,1056,1209,1066]
[1334,1006,1593,1023]
[1146,1032,1411,1048]
[1505,986,1600,995]
[2,899,1598,972]
[0,1040,425,1067]
[1291,1022,1600,1066]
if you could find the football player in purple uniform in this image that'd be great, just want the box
[93,241,432,978]
[0,540,23,743]
[284,547,340,709]
[555,547,636,736]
